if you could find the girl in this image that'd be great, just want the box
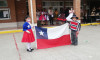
[39,9,46,25]
[22,15,35,52]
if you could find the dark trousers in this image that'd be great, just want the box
[49,15,53,25]
[71,30,78,45]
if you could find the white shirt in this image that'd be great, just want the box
[66,13,73,21]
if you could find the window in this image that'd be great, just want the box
[60,2,63,6]
[42,1,64,7]
[0,0,8,7]
[42,1,64,13]
[43,2,45,6]
[65,1,73,8]
[0,8,11,20]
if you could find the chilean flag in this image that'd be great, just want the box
[35,23,71,49]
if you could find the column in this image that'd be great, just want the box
[73,0,81,19]
[28,0,37,24]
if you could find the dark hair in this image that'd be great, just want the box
[71,14,78,19]
[24,15,30,22]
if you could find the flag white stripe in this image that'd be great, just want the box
[47,23,70,39]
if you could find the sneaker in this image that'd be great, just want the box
[73,43,78,46]
[27,49,32,52]
[30,48,34,51]
[71,43,78,46]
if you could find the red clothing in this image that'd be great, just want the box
[22,29,35,43]
[39,15,46,21]
[57,14,66,21]
[70,21,79,31]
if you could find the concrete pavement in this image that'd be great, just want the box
[0,25,100,60]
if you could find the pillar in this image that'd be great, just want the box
[28,0,37,24]
[73,0,81,19]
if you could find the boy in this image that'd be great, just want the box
[66,10,81,46]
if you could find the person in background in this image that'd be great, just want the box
[44,9,49,25]
[65,7,70,18]
[36,9,40,21]
[22,15,35,52]
[48,7,54,25]
[53,9,59,25]
[57,9,66,24]
[66,9,81,46]
[96,7,100,15]
[39,9,46,25]
[36,9,42,27]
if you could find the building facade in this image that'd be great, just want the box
[0,0,27,29]
[0,0,81,29]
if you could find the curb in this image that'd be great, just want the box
[0,23,100,34]
[81,23,100,26]
[0,30,23,34]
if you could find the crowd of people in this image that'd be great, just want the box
[36,7,70,26]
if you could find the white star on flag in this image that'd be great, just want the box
[39,31,44,36]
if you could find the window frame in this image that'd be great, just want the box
[65,1,73,8]
[42,1,64,7]
[0,8,11,20]
[0,0,8,7]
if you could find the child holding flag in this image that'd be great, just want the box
[66,9,81,46]
[22,15,35,52]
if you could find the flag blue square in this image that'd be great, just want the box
[35,26,48,39]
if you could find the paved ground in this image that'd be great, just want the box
[0,25,100,60]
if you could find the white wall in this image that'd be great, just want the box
[0,22,24,29]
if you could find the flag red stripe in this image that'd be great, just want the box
[37,34,71,49]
